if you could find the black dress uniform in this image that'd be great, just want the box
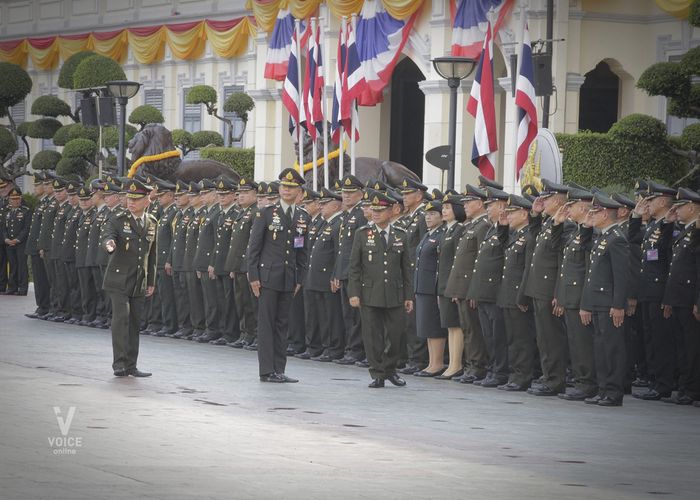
[170,182,194,338]
[25,174,51,315]
[101,179,157,376]
[496,195,539,391]
[414,210,446,339]
[2,188,30,295]
[184,183,207,338]
[0,180,7,293]
[61,186,84,322]
[50,191,74,321]
[85,183,115,328]
[247,168,310,380]
[305,188,345,360]
[580,195,630,406]
[37,180,60,315]
[333,175,367,364]
[348,192,413,386]
[152,179,179,336]
[436,215,466,329]
[225,178,259,347]
[662,188,700,403]
[75,188,98,324]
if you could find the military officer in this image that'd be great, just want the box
[47,179,73,322]
[140,174,164,334]
[523,180,575,396]
[332,174,367,366]
[226,177,260,349]
[631,181,677,400]
[95,181,124,327]
[0,176,9,293]
[183,181,206,340]
[445,185,490,384]
[660,188,700,404]
[348,191,413,388]
[209,176,241,345]
[247,168,310,383]
[84,181,114,329]
[37,177,60,318]
[580,193,630,406]
[168,180,195,339]
[256,182,269,208]
[265,181,280,205]
[102,179,157,377]
[61,182,84,322]
[25,172,51,316]
[75,186,98,325]
[2,187,30,295]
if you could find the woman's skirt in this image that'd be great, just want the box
[416,293,448,339]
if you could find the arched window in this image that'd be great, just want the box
[578,61,619,132]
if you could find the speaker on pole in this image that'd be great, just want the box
[79,97,117,126]
[533,53,553,96]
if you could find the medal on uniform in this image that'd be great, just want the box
[273,231,277,241]
[125,242,129,251]
[368,252,372,262]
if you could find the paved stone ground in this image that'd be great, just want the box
[1,291,698,500]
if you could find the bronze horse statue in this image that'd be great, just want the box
[296,126,419,188]
[127,124,240,183]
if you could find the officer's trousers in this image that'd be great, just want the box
[234,272,257,343]
[30,253,50,313]
[457,298,488,378]
[502,307,537,387]
[532,297,568,392]
[564,308,598,395]
[592,311,627,402]
[257,287,292,376]
[360,304,405,380]
[6,243,28,293]
[77,267,97,322]
[109,292,145,372]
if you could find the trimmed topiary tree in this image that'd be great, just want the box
[0,126,18,163]
[28,118,63,140]
[192,130,224,149]
[128,105,164,130]
[58,51,97,90]
[52,123,76,146]
[186,85,254,146]
[0,62,32,178]
[32,150,62,171]
[31,95,78,122]
[172,129,194,157]
[223,91,255,143]
[72,54,126,90]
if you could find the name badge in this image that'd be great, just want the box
[646,249,659,261]
[294,236,305,248]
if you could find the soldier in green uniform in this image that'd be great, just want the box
[102,179,158,377]
[256,182,269,208]
[75,186,98,325]
[580,193,629,406]
[139,175,164,334]
[168,180,195,339]
[84,181,113,329]
[181,181,207,339]
[348,191,413,388]
[445,185,490,384]
[25,172,51,316]
[47,179,73,322]
[61,182,84,322]
[150,178,178,336]
[2,187,30,295]
[209,176,241,345]
[0,176,9,293]
[94,181,124,328]
[37,177,60,319]
[226,178,259,348]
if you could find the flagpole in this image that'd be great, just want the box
[295,19,304,175]
[350,14,358,177]
[310,17,318,191]
[509,0,527,194]
[321,15,330,189]
[338,17,346,178]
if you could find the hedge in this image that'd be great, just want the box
[200,147,254,180]
[32,150,62,170]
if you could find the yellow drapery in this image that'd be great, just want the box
[166,23,207,61]
[89,31,129,63]
[127,27,166,65]
[204,17,257,59]
[0,40,27,68]
[654,0,692,18]
[245,0,283,33]
[27,39,60,71]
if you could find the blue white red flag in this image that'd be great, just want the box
[281,29,301,139]
[356,0,417,106]
[331,22,347,144]
[451,0,513,58]
[265,9,296,81]
[301,20,324,141]
[467,21,498,180]
[515,24,538,180]
[343,20,364,130]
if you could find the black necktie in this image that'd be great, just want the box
[286,206,292,221]
[379,230,387,249]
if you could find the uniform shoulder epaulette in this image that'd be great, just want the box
[357,224,372,232]
[146,213,158,224]
[392,225,407,233]
[297,205,309,213]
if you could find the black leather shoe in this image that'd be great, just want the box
[260,373,285,383]
[387,374,406,387]
[51,315,66,323]
[631,377,650,388]
[633,389,670,401]
[368,378,385,388]
[197,334,221,343]
[661,393,694,405]
[113,370,128,377]
[693,401,700,408]
[435,370,463,380]
[312,354,333,362]
[333,356,357,365]
[480,377,505,388]
[128,369,152,377]
[456,374,479,384]
[414,369,444,378]
[209,338,229,346]
[558,389,590,401]
[584,395,602,405]
[277,374,299,383]
[286,346,302,355]
[230,339,247,348]
[38,313,53,320]
[295,351,312,360]
[243,342,258,351]
[98,321,110,329]
[354,359,369,367]
[597,397,622,407]
[527,385,560,396]
[398,365,421,375]
[25,313,39,319]
[498,382,526,391]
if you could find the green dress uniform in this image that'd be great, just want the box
[75,197,98,324]
[154,200,179,335]
[37,189,59,315]
[348,215,412,382]
[26,191,51,314]
[49,199,73,320]
[101,190,158,375]
[211,200,241,344]
[60,199,84,321]
[141,198,163,333]
[86,203,112,327]
[0,194,7,293]
[184,203,207,337]
[2,191,31,295]
[170,203,195,337]
[194,198,222,342]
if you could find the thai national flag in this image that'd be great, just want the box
[331,23,347,144]
[301,21,324,141]
[310,21,325,140]
[467,21,498,180]
[451,0,513,58]
[356,0,417,106]
[281,29,301,139]
[515,24,538,180]
[343,20,364,136]
[264,9,296,81]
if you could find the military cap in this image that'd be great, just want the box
[361,189,375,205]
[445,188,460,196]
[319,187,342,202]
[478,175,503,190]
[215,176,237,193]
[143,173,162,187]
[154,178,176,192]
[369,190,397,209]
[463,184,487,201]
[424,199,443,213]
[368,178,390,193]
[8,187,22,198]
[42,171,56,184]
[672,187,700,205]
[267,181,280,195]
[32,171,45,185]
[431,188,445,201]
[388,188,404,204]
[198,178,216,193]
[506,194,533,211]
[0,177,8,188]
[443,194,465,206]
[77,186,92,200]
[566,181,588,191]
[124,178,153,199]
[340,174,364,192]
[331,179,343,193]
[104,174,117,184]
[590,192,623,211]
[174,179,189,195]
[90,179,105,192]
[522,184,540,198]
[279,167,305,187]
[52,178,68,191]
[103,181,122,194]
[302,188,321,201]
[484,186,509,204]
[134,174,147,183]
[400,177,427,193]
[66,181,81,195]
[611,193,635,209]
[187,181,201,195]
[540,179,570,197]
[646,180,677,199]
[565,188,594,204]
[634,179,648,196]
[256,181,268,196]
[238,177,258,191]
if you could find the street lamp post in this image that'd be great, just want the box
[106,80,141,177]
[431,57,477,192]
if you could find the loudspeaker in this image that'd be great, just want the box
[80,97,116,126]
[532,53,553,96]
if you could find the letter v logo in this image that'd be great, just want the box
[53,406,76,436]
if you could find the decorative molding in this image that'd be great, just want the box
[569,10,678,24]
[248,89,279,102]
[566,72,586,91]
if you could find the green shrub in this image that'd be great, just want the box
[102,125,137,149]
[0,62,33,110]
[58,51,96,89]
[27,118,62,139]
[186,85,217,106]
[691,0,700,27]
[637,62,688,99]
[192,130,224,148]
[31,95,73,118]
[200,147,254,180]
[52,124,75,146]
[681,123,700,151]
[0,126,18,159]
[56,157,88,178]
[16,121,33,138]
[72,54,126,90]
[128,105,164,130]
[63,138,97,159]
[224,92,255,122]
[22,193,39,211]
[32,150,62,170]
[67,123,99,142]
[172,129,193,155]
[608,113,668,142]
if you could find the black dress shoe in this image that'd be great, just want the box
[693,401,700,408]
[631,377,650,388]
[98,321,110,329]
[527,385,560,396]
[277,374,299,383]
[398,365,421,375]
[498,382,526,391]
[172,329,192,339]
[633,389,670,401]
[456,373,478,384]
[354,359,370,368]
[25,312,39,319]
[38,313,53,320]
[480,377,505,388]
[243,342,258,351]
[414,369,444,378]
[17,292,28,296]
[661,393,694,405]
[597,397,622,407]
[584,395,602,405]
[230,339,247,348]
[197,334,221,343]
[368,378,385,388]
[435,370,463,380]
[113,370,129,377]
[333,356,357,365]
[387,374,406,387]
[295,351,312,360]
[51,315,66,322]
[128,369,152,377]
[260,373,285,383]
[209,338,229,346]
[558,389,590,401]
[312,354,333,362]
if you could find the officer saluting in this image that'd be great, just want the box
[247,168,310,383]
[102,179,158,377]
